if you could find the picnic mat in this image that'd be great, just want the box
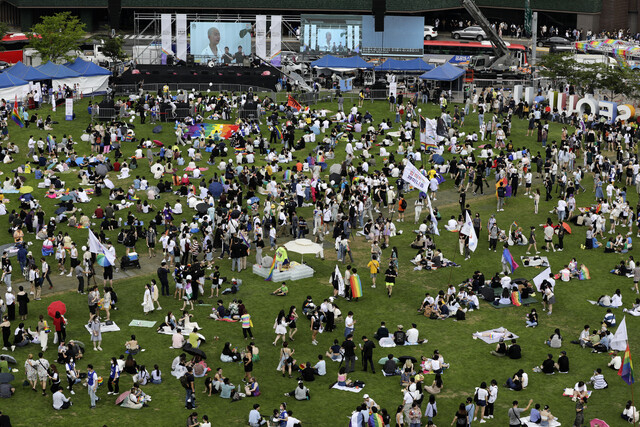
[129,320,157,328]
[157,323,201,335]
[332,383,365,393]
[85,322,120,333]
[521,416,561,426]
[489,287,538,308]
[472,327,519,344]
[520,256,550,267]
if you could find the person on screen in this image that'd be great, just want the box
[201,26,221,59]
[325,31,332,51]
[221,47,233,64]
[234,45,245,64]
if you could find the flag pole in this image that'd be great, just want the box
[632,339,637,427]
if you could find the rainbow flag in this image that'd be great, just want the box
[502,248,519,273]
[275,126,284,140]
[10,97,24,128]
[350,274,363,298]
[283,170,291,181]
[511,290,522,306]
[186,124,239,140]
[619,343,635,385]
[234,146,246,155]
[265,255,277,281]
[368,413,384,427]
[579,265,591,280]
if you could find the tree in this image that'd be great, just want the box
[0,22,9,52]
[27,11,86,63]
[101,35,127,64]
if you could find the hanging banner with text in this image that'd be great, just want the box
[176,14,187,61]
[270,15,282,67]
[65,98,73,120]
[161,13,172,65]
[256,15,267,61]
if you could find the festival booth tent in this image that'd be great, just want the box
[0,72,29,101]
[419,62,465,94]
[4,61,50,82]
[35,61,81,92]
[64,58,112,95]
[375,58,434,73]
[310,55,374,71]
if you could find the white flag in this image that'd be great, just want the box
[461,211,478,252]
[401,161,429,194]
[88,229,116,266]
[426,194,439,236]
[532,267,555,292]
[610,315,629,352]
[333,265,345,297]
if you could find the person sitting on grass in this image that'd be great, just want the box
[271,282,288,296]
[383,354,400,376]
[572,381,588,401]
[505,369,528,391]
[285,381,310,400]
[532,353,555,374]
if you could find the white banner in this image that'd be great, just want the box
[65,98,73,121]
[461,212,478,252]
[270,15,282,67]
[255,15,267,60]
[176,14,187,61]
[401,161,429,194]
[161,13,173,65]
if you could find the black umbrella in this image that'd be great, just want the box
[229,210,240,219]
[182,343,207,359]
[398,355,417,365]
[0,372,14,383]
[195,203,208,214]
[95,164,108,177]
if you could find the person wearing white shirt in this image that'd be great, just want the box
[313,356,326,376]
[611,290,623,308]
[406,324,425,344]
[248,403,267,427]
[173,201,183,215]
[53,388,72,410]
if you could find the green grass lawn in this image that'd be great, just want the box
[0,91,637,427]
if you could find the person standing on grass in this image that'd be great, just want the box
[385,263,397,298]
[107,357,120,395]
[87,364,99,408]
[508,399,533,427]
[310,309,321,345]
[367,255,380,289]
[526,226,540,254]
[574,397,586,426]
[486,379,498,419]
[360,336,376,374]
[241,310,254,340]
[41,258,53,290]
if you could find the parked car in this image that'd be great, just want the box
[537,36,572,47]
[424,26,438,40]
[452,26,487,41]
[0,61,7,70]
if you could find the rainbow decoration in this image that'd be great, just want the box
[234,147,246,155]
[10,97,24,128]
[265,255,276,281]
[579,265,591,280]
[619,343,635,385]
[186,124,239,140]
[511,290,522,307]
[275,126,284,140]
[502,248,519,273]
[350,274,363,298]
[283,170,291,181]
[368,413,384,427]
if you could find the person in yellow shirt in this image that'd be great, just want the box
[367,255,380,289]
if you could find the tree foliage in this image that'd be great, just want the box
[0,22,9,52]
[101,35,127,64]
[27,12,86,63]
[538,52,640,98]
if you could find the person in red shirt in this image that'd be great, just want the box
[113,161,121,172]
[94,204,104,219]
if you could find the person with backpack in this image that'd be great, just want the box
[398,195,407,222]
[508,399,534,426]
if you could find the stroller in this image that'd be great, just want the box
[120,252,141,270]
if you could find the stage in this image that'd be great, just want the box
[115,65,280,91]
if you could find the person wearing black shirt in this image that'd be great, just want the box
[360,336,376,373]
[382,354,399,376]
[507,339,522,359]
[556,351,569,373]
[393,325,407,346]
[341,335,356,373]
[373,322,389,340]
[157,262,170,296]
[299,362,315,382]
[384,265,397,298]
[537,354,555,374]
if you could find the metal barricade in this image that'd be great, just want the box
[93,108,116,122]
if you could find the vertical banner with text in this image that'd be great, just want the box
[65,98,74,121]
[161,13,172,65]
[255,15,267,60]
[270,15,282,67]
[176,14,187,61]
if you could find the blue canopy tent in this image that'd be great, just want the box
[35,61,81,79]
[375,58,434,73]
[418,62,465,81]
[0,72,29,100]
[4,61,50,81]
[419,62,465,95]
[64,58,112,95]
[310,55,373,70]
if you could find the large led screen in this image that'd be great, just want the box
[190,22,252,63]
[300,15,361,55]
[361,16,424,56]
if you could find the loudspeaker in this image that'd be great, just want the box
[108,0,122,30]
[372,0,386,31]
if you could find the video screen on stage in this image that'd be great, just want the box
[300,14,361,55]
[190,22,252,63]
[361,16,424,56]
